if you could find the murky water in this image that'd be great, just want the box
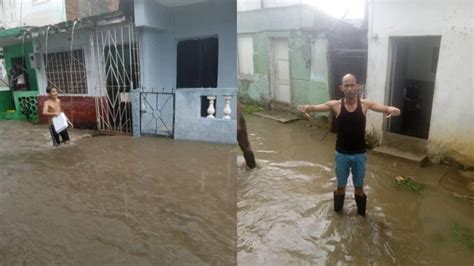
[0,121,236,265]
[238,116,474,265]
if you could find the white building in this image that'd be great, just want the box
[0,0,66,28]
[366,0,473,166]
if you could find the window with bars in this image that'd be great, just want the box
[45,50,88,94]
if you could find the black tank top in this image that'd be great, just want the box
[335,98,366,154]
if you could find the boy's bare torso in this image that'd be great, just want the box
[44,99,62,123]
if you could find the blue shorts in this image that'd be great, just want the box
[335,151,367,188]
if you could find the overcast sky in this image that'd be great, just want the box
[238,0,365,19]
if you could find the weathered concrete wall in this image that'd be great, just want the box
[134,0,171,30]
[238,5,336,33]
[366,0,474,164]
[238,31,331,116]
[237,5,336,116]
[0,0,66,29]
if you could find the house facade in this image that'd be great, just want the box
[237,4,367,119]
[0,0,237,144]
[132,0,237,144]
[366,0,473,166]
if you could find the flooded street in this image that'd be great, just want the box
[0,121,236,265]
[238,116,474,265]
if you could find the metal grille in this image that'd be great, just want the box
[45,50,88,94]
[18,96,38,121]
[91,24,139,133]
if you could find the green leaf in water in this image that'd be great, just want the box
[243,103,264,114]
[395,176,425,193]
[453,224,474,251]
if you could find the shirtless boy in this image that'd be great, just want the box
[42,86,73,146]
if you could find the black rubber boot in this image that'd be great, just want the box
[243,150,257,169]
[333,191,345,212]
[355,194,367,216]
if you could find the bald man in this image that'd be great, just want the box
[298,74,400,216]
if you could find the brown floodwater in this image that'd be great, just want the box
[0,121,236,265]
[237,115,474,265]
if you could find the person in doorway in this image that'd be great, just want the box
[8,62,28,91]
[237,100,257,169]
[298,74,400,216]
[42,86,73,146]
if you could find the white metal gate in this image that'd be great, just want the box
[90,23,139,134]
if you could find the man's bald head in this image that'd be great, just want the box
[339,73,359,99]
[341,74,357,84]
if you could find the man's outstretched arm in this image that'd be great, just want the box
[297,101,334,119]
[365,100,401,118]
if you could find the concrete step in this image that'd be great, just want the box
[254,110,300,124]
[372,146,429,166]
[374,132,430,167]
[382,131,428,155]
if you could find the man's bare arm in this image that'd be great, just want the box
[297,101,336,119]
[364,99,400,118]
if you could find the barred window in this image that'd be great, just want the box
[45,50,88,94]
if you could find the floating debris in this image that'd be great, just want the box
[395,175,425,192]
[452,192,474,203]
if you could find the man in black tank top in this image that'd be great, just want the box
[298,74,400,216]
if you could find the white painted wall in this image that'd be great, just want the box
[366,0,473,159]
[0,0,66,28]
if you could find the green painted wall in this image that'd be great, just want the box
[0,91,13,112]
[238,30,331,117]
[3,42,39,91]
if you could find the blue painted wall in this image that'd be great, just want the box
[133,0,237,143]
[174,88,237,144]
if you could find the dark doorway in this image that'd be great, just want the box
[176,37,218,89]
[387,36,440,139]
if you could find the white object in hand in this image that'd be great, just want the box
[52,112,68,133]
